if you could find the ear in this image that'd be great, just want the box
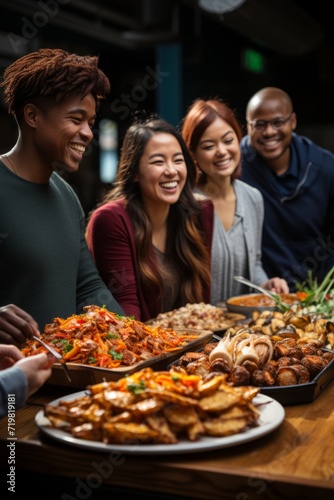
[23,103,41,129]
[291,112,297,131]
[189,149,197,164]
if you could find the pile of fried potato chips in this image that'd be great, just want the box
[44,367,261,444]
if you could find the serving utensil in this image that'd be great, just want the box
[33,335,72,382]
[233,276,290,311]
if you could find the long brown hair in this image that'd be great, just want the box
[91,114,211,304]
[182,98,243,186]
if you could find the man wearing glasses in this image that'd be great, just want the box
[240,87,334,290]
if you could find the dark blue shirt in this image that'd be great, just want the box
[240,133,334,290]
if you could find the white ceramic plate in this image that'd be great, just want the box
[35,392,285,455]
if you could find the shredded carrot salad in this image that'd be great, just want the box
[104,367,202,395]
[21,305,199,369]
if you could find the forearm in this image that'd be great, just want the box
[0,367,28,418]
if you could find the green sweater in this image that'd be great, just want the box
[0,161,124,330]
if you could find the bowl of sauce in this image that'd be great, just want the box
[226,293,298,316]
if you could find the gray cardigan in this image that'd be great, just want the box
[195,180,268,304]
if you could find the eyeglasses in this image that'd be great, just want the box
[247,114,293,132]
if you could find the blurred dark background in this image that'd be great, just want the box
[0,0,333,215]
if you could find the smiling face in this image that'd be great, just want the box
[246,94,297,172]
[32,93,96,173]
[194,116,240,181]
[135,132,187,210]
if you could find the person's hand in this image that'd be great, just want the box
[15,352,54,397]
[0,304,40,347]
[261,278,289,294]
[0,344,24,370]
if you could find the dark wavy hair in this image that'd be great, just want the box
[93,113,211,304]
[181,98,243,185]
[1,48,110,122]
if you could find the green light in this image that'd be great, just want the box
[243,49,264,73]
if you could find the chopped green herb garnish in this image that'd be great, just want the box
[106,333,119,339]
[127,380,146,394]
[51,339,72,352]
[108,349,123,360]
[62,342,73,353]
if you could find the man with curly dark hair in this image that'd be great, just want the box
[0,48,124,348]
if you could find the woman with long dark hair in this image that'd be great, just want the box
[86,114,214,321]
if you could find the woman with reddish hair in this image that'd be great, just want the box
[182,98,288,303]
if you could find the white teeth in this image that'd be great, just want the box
[70,144,85,153]
[216,159,230,166]
[160,182,177,188]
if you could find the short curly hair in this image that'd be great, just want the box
[1,48,110,120]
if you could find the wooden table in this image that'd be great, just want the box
[1,381,334,500]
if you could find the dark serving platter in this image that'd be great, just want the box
[260,353,334,406]
[168,348,334,406]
